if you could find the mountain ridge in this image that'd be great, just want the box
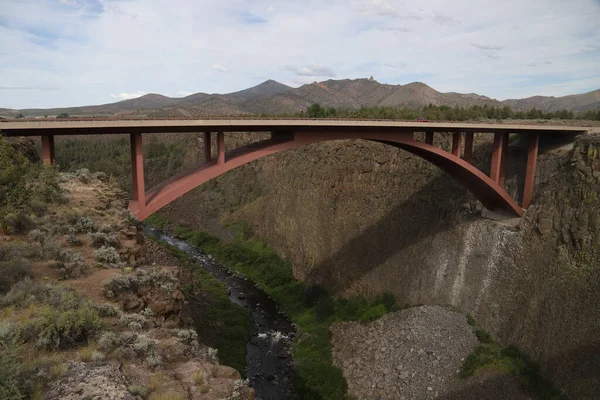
[2,79,599,118]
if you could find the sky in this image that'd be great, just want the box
[1,0,599,109]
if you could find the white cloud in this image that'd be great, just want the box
[354,0,399,17]
[59,0,77,5]
[212,64,227,73]
[0,0,598,108]
[286,64,336,77]
[471,43,503,51]
[110,92,147,100]
[176,90,193,97]
[267,6,275,12]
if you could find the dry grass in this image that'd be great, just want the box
[149,389,186,400]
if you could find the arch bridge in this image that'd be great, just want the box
[0,119,590,221]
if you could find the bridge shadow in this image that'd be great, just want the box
[306,133,575,292]
[307,153,474,291]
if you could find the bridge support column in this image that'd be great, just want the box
[490,132,508,186]
[130,133,146,215]
[203,132,212,162]
[498,132,509,187]
[217,132,225,166]
[463,132,474,163]
[522,133,539,208]
[425,132,434,145]
[451,132,462,157]
[41,135,55,165]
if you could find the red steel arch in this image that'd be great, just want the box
[131,131,524,221]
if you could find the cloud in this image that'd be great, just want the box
[236,10,268,24]
[176,90,193,97]
[379,26,411,33]
[433,12,459,25]
[59,0,77,5]
[354,0,399,17]
[212,64,227,73]
[286,64,336,77]
[471,43,503,51]
[0,0,598,108]
[267,6,275,12]
[0,86,58,91]
[110,92,147,100]
[384,62,407,69]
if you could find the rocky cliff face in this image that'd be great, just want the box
[160,133,600,399]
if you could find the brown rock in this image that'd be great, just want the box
[121,293,144,312]
[537,217,553,235]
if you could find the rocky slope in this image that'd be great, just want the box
[155,132,600,399]
[331,306,527,400]
[0,167,254,400]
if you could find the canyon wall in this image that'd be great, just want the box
[160,133,600,399]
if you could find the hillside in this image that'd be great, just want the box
[503,88,600,112]
[3,79,599,118]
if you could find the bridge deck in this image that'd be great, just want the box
[0,119,593,136]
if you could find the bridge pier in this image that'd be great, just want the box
[522,133,539,208]
[217,132,225,165]
[451,132,462,157]
[41,135,55,165]
[130,133,146,217]
[463,132,474,163]
[490,132,508,187]
[204,132,212,162]
[425,132,434,145]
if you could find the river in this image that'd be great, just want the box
[143,227,295,400]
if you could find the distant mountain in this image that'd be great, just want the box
[2,79,598,118]
[502,89,600,112]
[16,93,179,118]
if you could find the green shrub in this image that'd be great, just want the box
[92,171,108,182]
[88,232,120,248]
[302,285,329,308]
[75,216,97,233]
[315,297,335,322]
[0,278,36,307]
[0,260,32,295]
[27,229,45,245]
[62,252,87,279]
[66,234,82,247]
[359,304,388,323]
[33,303,104,349]
[74,168,91,184]
[460,320,566,400]
[119,313,151,331]
[102,268,177,298]
[94,246,120,265]
[0,338,22,400]
[128,385,149,398]
[32,165,66,204]
[5,212,34,234]
[92,302,122,318]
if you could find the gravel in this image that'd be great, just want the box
[45,361,136,400]
[331,305,524,400]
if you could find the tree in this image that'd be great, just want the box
[56,113,70,119]
[0,138,32,235]
[306,104,326,118]
[15,113,24,119]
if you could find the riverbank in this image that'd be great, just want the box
[145,216,400,399]
[144,227,296,399]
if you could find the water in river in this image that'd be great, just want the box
[144,227,295,400]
